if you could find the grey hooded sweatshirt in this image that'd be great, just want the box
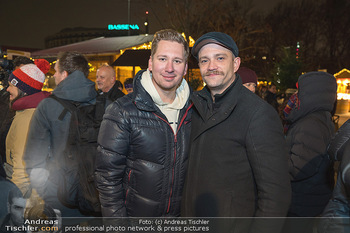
[23,70,97,215]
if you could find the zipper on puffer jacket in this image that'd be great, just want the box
[152,103,193,214]
[125,169,132,205]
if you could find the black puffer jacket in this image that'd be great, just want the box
[95,70,192,217]
[318,119,350,233]
[286,71,337,217]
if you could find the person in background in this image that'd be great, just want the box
[5,61,51,199]
[285,71,337,217]
[282,88,298,134]
[95,65,124,106]
[95,29,192,217]
[0,56,34,178]
[23,52,96,217]
[123,78,134,94]
[282,72,337,233]
[319,119,350,233]
[265,82,279,112]
[13,57,34,70]
[181,32,291,233]
[258,85,267,99]
[115,80,123,92]
[236,66,258,93]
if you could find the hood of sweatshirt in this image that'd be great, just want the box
[52,70,97,104]
[287,71,337,123]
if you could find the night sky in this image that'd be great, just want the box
[1,0,287,50]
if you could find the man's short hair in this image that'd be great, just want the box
[151,29,189,62]
[98,65,116,78]
[13,56,34,67]
[8,187,23,205]
[57,52,89,78]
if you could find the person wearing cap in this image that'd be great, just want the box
[23,52,96,217]
[237,66,258,93]
[5,61,51,198]
[181,32,291,231]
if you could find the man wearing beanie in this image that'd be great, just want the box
[181,32,291,232]
[23,52,97,217]
[5,62,51,200]
[237,66,258,93]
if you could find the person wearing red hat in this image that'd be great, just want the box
[1,57,36,179]
[5,60,51,200]
[236,66,258,93]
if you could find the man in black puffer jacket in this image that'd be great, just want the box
[94,29,192,217]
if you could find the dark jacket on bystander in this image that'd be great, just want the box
[285,71,337,217]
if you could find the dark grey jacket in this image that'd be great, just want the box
[319,119,350,233]
[23,71,97,211]
[286,71,337,217]
[181,75,291,226]
[95,70,192,217]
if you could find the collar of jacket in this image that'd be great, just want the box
[191,74,242,137]
[12,91,51,111]
[131,69,161,112]
[105,81,125,99]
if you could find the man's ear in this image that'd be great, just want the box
[7,201,10,213]
[148,56,152,72]
[59,70,69,82]
[233,57,241,73]
[183,63,188,77]
[63,70,69,79]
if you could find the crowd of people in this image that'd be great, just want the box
[0,29,348,233]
